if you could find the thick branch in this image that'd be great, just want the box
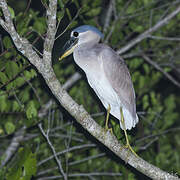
[43,0,57,64]
[117,5,180,54]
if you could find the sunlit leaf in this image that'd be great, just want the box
[5,122,15,134]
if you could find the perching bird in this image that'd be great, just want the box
[60,25,139,155]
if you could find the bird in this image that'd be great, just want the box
[59,25,139,156]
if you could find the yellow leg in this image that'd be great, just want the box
[105,104,113,133]
[120,108,138,157]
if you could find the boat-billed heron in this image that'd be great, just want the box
[60,25,139,156]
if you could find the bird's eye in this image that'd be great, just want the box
[73,31,79,37]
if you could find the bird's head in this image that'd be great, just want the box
[59,25,104,60]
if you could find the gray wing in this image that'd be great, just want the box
[100,45,136,119]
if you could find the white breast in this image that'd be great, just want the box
[73,48,122,118]
[86,71,121,111]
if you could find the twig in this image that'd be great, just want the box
[37,153,105,176]
[55,8,82,41]
[69,153,105,166]
[38,100,53,118]
[0,126,26,168]
[24,0,32,15]
[21,73,42,104]
[112,0,118,20]
[142,54,180,88]
[49,133,83,142]
[38,144,96,166]
[104,0,132,43]
[37,172,122,180]
[117,5,180,54]
[148,35,180,41]
[139,137,159,151]
[62,72,82,90]
[136,127,180,144]
[38,123,67,180]
[103,0,113,33]
[120,0,180,21]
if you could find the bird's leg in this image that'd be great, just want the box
[105,104,113,133]
[120,107,138,157]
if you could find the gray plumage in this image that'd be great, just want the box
[61,25,139,130]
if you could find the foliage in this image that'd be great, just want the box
[6,147,37,180]
[0,0,180,179]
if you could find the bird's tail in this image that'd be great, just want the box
[119,108,139,130]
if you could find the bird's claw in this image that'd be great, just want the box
[105,127,113,134]
[124,143,138,157]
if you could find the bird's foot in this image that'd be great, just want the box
[105,127,113,134]
[123,143,138,157]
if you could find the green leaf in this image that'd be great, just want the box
[0,94,8,112]
[19,88,30,103]
[23,70,32,80]
[5,122,15,134]
[129,58,143,69]
[6,81,15,91]
[8,6,15,19]
[143,63,150,74]
[85,7,101,16]
[3,36,12,49]
[0,72,9,84]
[33,18,46,34]
[57,10,64,22]
[142,94,149,110]
[5,61,19,79]
[68,21,78,29]
[92,0,101,7]
[6,147,37,180]
[66,8,72,20]
[14,77,25,87]
[30,69,37,78]
[23,150,37,179]
[26,100,37,119]
[12,101,20,112]
[4,52,13,59]
[58,0,64,9]
[139,76,145,89]
[127,6,135,14]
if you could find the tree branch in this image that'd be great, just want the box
[103,0,113,33]
[37,172,122,180]
[38,123,67,180]
[117,5,180,54]
[43,0,57,65]
[0,0,179,179]
[142,54,180,88]
[0,126,25,168]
